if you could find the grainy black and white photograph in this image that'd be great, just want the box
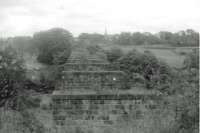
[0,0,199,133]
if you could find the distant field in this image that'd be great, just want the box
[101,44,197,68]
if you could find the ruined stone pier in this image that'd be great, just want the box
[52,55,161,133]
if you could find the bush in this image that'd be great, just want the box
[106,47,123,63]
[86,44,103,55]
[172,68,199,133]
[183,49,199,69]
[21,111,45,133]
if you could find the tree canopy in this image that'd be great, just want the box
[33,28,73,65]
[77,29,199,46]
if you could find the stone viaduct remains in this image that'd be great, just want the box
[52,51,161,133]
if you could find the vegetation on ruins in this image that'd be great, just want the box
[105,47,124,63]
[174,71,199,132]
[86,44,104,55]
[174,49,199,132]
[117,49,199,133]
[183,49,199,69]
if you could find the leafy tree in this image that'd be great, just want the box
[118,49,173,89]
[33,28,73,65]
[0,46,25,107]
[0,47,44,132]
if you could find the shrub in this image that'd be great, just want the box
[106,47,123,63]
[183,49,199,69]
[86,44,103,55]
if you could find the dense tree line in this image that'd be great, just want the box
[77,29,199,46]
[1,29,198,53]
[78,33,107,45]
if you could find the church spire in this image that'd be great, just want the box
[104,26,108,36]
[104,26,109,42]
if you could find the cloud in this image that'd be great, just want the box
[0,0,199,37]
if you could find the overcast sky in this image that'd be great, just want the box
[0,0,199,37]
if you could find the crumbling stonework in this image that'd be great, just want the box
[52,56,161,133]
